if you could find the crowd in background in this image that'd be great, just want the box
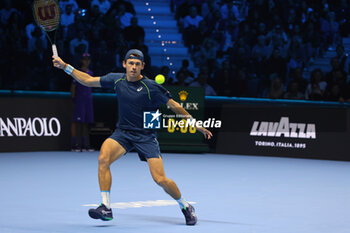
[0,0,350,102]
[171,0,350,102]
[0,0,146,92]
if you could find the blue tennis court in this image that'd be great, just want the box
[0,151,349,233]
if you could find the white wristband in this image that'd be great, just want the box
[64,64,74,75]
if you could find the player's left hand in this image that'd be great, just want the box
[52,56,66,70]
[197,127,213,140]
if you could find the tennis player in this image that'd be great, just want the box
[52,49,212,225]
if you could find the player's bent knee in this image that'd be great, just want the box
[98,153,111,168]
[153,176,168,187]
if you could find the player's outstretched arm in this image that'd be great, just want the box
[166,98,213,139]
[52,56,101,87]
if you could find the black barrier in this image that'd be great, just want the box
[2,91,350,161]
[209,97,350,161]
[0,91,73,152]
[0,90,119,152]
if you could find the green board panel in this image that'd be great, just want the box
[157,86,209,152]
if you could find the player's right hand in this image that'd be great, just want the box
[197,126,213,140]
[52,56,66,70]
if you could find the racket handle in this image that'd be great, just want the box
[52,44,58,58]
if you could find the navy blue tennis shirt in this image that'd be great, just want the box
[100,73,172,133]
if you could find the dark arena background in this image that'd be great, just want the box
[0,0,350,233]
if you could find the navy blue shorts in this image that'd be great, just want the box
[109,128,161,162]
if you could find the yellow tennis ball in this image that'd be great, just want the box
[155,74,165,84]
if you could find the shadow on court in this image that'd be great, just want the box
[119,213,262,226]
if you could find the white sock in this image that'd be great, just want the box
[176,196,189,209]
[101,191,110,209]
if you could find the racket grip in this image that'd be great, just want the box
[52,44,58,58]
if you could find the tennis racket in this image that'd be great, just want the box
[32,0,61,57]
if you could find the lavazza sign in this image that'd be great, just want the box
[0,117,61,137]
[249,117,316,149]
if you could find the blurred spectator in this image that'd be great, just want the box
[266,76,284,99]
[232,69,249,97]
[325,57,347,86]
[109,0,136,15]
[247,47,266,86]
[288,37,306,66]
[193,37,219,73]
[103,8,118,28]
[0,0,19,25]
[220,0,239,20]
[173,70,188,86]
[183,6,203,49]
[265,48,287,81]
[201,0,220,20]
[70,31,89,56]
[252,35,273,62]
[4,11,27,89]
[5,11,25,45]
[71,53,94,151]
[61,4,76,39]
[222,18,239,51]
[177,59,195,84]
[87,21,105,57]
[213,60,234,96]
[123,17,145,48]
[189,72,217,96]
[297,0,309,24]
[344,80,350,103]
[92,40,115,74]
[330,68,347,89]
[286,8,299,33]
[27,27,47,53]
[27,31,51,90]
[102,13,124,50]
[335,44,350,73]
[266,25,288,53]
[284,80,304,100]
[115,43,128,69]
[239,0,249,20]
[237,22,255,47]
[265,0,281,27]
[59,0,79,14]
[305,69,327,100]
[308,83,325,101]
[324,83,345,102]
[66,13,88,42]
[291,67,308,93]
[116,3,134,29]
[61,5,76,27]
[88,4,103,24]
[175,0,193,20]
[228,37,251,69]
[25,23,38,41]
[206,9,226,48]
[302,21,321,63]
[91,0,111,14]
[320,11,340,50]
[335,0,350,37]
[191,20,210,47]
[256,22,267,37]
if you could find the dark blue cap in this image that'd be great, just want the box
[124,49,144,62]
